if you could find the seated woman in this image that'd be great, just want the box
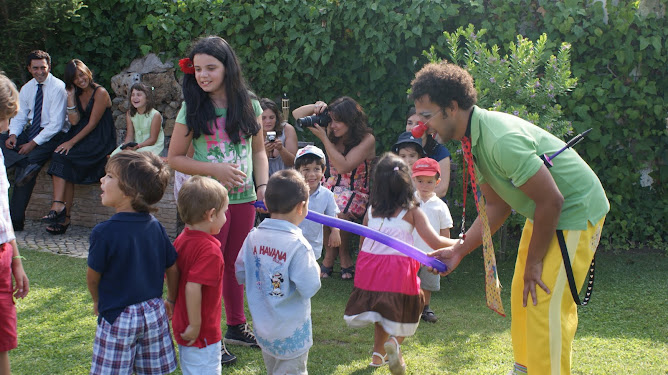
[43,59,116,234]
[405,106,451,198]
[293,96,375,279]
[260,98,298,177]
[111,82,164,156]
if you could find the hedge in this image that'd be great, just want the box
[1,0,664,250]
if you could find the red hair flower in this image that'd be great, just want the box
[179,58,195,75]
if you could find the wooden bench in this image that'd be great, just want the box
[24,162,180,237]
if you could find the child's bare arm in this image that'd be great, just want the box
[86,267,102,315]
[440,228,451,238]
[358,211,369,249]
[10,240,29,298]
[164,263,179,318]
[180,282,202,346]
[412,208,457,249]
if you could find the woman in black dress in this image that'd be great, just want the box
[43,59,116,234]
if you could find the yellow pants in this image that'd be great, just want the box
[511,217,605,375]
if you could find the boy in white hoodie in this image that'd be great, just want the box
[235,169,321,375]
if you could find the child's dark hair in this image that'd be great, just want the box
[369,153,416,218]
[177,176,228,225]
[294,153,325,170]
[182,36,260,143]
[260,98,285,136]
[265,169,309,214]
[105,151,171,213]
[395,142,425,158]
[128,82,154,116]
[327,96,372,155]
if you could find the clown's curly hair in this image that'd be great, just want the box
[409,62,477,111]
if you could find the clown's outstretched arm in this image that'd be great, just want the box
[429,183,510,276]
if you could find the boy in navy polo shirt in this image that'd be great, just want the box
[86,151,178,375]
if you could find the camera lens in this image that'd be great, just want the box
[297,115,317,128]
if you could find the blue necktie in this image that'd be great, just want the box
[27,83,43,141]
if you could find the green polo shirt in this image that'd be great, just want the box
[470,106,609,230]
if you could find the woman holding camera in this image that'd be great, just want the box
[260,98,298,177]
[293,96,375,279]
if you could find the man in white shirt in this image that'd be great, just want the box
[0,50,67,230]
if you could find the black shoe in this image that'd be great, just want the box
[15,163,41,187]
[224,322,259,347]
[421,306,438,323]
[221,341,237,366]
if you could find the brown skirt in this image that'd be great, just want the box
[344,287,424,337]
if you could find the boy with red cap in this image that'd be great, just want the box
[411,158,453,323]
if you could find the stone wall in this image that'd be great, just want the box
[25,163,180,238]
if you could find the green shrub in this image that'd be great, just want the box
[2,0,661,250]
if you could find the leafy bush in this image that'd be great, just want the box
[3,0,663,250]
[0,0,83,83]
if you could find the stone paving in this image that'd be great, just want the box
[15,219,92,259]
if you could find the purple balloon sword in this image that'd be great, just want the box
[254,201,447,272]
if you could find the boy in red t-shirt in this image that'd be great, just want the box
[172,176,230,373]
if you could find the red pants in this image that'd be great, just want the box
[214,202,256,326]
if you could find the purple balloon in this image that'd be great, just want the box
[254,201,447,272]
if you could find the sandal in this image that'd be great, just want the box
[369,352,388,367]
[46,215,70,235]
[384,336,406,375]
[341,266,354,280]
[41,201,66,224]
[320,264,332,279]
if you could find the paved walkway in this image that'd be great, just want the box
[15,219,92,258]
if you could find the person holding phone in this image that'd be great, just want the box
[260,98,297,178]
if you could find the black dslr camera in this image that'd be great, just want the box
[296,108,331,128]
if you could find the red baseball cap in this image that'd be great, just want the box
[412,157,440,177]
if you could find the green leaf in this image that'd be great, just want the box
[140,44,151,55]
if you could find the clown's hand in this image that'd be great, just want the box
[427,246,462,276]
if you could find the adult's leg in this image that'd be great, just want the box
[9,139,58,229]
[46,176,67,213]
[339,229,354,279]
[0,133,27,169]
[45,178,73,231]
[511,218,604,375]
[9,180,36,230]
[321,226,337,276]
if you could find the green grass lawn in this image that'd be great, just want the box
[9,248,668,374]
